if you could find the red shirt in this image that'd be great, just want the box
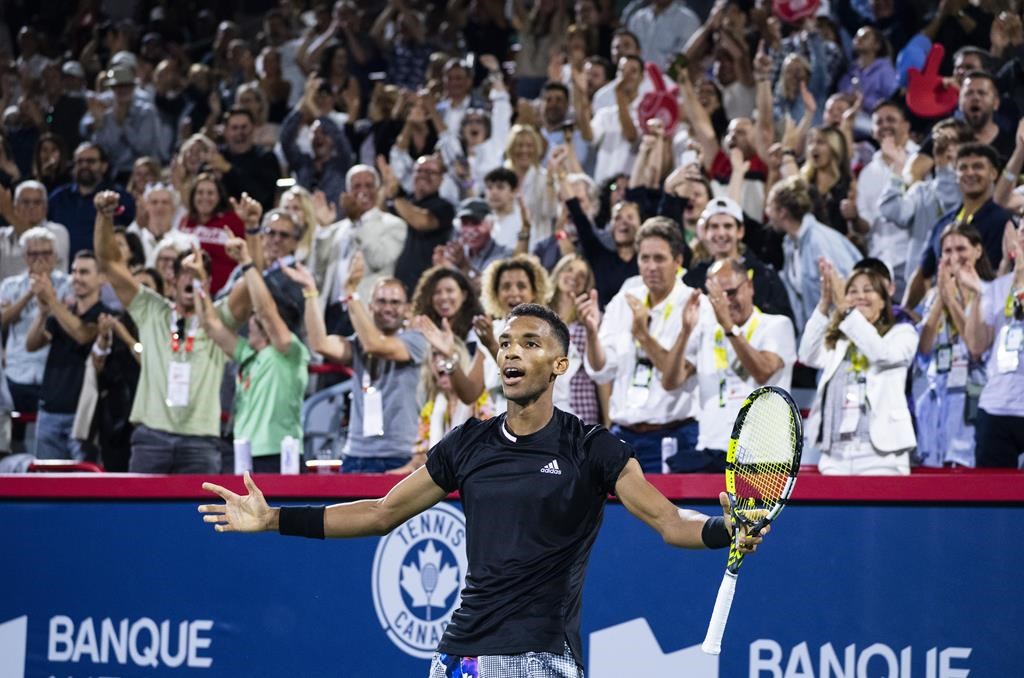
[178,211,246,294]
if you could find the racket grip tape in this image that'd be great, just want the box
[701,569,738,655]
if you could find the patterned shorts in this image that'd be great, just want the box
[428,642,583,678]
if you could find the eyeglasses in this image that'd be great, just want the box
[372,298,406,307]
[262,228,296,240]
[74,157,101,165]
[26,250,54,259]
[720,280,750,299]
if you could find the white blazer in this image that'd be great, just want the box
[798,309,918,453]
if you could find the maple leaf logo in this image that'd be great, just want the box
[399,540,461,621]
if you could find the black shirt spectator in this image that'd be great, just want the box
[393,191,455,296]
[41,301,109,414]
[216,109,282,210]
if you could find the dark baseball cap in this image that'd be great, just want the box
[456,198,490,222]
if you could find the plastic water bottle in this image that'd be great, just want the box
[233,438,252,475]
[661,437,677,474]
[280,436,300,475]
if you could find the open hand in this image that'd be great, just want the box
[198,472,273,533]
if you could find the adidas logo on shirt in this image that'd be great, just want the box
[540,459,562,475]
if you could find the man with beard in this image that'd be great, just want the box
[911,71,1017,180]
[281,77,355,211]
[49,142,135,259]
[93,190,251,473]
[906,143,1016,310]
[957,71,1016,161]
[199,302,767,678]
[287,257,428,474]
[537,82,590,168]
[25,250,108,460]
[211,108,281,211]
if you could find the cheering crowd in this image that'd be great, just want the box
[1,0,1022,475]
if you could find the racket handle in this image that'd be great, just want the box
[701,570,738,655]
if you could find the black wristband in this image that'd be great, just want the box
[278,506,326,539]
[701,516,731,549]
[240,262,254,274]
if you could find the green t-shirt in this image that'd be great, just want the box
[233,333,310,457]
[128,287,235,437]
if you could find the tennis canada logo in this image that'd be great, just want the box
[372,503,468,658]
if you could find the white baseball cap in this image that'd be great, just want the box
[700,196,744,224]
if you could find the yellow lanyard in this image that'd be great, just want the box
[954,206,975,225]
[712,308,761,371]
[848,346,869,374]
[635,290,674,351]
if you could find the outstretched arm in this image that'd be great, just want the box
[93,190,140,307]
[615,459,764,551]
[199,469,449,537]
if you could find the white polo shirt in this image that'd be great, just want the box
[584,275,699,426]
[690,307,796,451]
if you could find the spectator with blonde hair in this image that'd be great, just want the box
[548,253,604,425]
[504,123,558,245]
[765,175,861,329]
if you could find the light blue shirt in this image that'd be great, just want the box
[0,271,70,385]
[626,2,701,71]
[979,274,1024,417]
[782,213,862,332]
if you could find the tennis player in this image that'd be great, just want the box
[199,303,767,677]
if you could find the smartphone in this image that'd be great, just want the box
[368,71,388,82]
[680,150,698,168]
[667,52,689,82]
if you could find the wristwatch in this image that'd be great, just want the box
[727,324,742,338]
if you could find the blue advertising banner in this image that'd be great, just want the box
[1,499,1020,677]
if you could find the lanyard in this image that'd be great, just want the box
[954,206,976,226]
[634,290,674,351]
[169,310,198,355]
[712,308,762,371]
[847,345,868,375]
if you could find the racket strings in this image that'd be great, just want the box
[732,394,797,513]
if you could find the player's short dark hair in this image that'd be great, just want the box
[484,166,518,190]
[507,303,570,356]
[956,142,1001,170]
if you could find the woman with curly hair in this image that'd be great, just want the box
[799,261,917,475]
[31,132,71,192]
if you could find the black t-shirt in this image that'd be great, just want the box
[40,301,108,414]
[393,192,455,295]
[425,408,634,662]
